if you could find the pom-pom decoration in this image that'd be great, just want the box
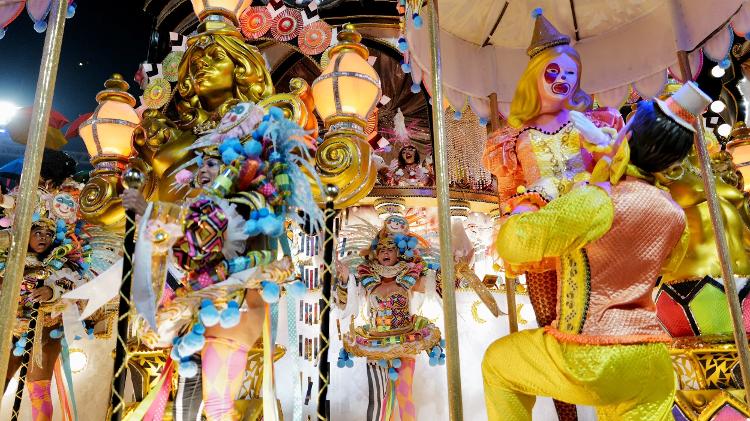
[532,7,543,18]
[219,301,241,328]
[199,299,220,326]
[261,280,281,303]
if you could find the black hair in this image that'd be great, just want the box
[628,100,694,173]
[40,149,77,186]
[397,145,420,167]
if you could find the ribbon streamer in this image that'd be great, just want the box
[59,338,78,421]
[132,203,159,329]
[62,258,123,320]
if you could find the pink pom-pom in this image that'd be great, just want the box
[0,217,11,228]
[175,169,194,185]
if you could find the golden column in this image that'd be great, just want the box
[0,0,69,403]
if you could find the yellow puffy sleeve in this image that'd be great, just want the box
[496,185,615,266]
[661,223,689,275]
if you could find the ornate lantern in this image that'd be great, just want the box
[311,24,381,208]
[79,74,141,228]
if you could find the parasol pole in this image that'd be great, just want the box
[677,50,750,404]
[317,185,338,421]
[0,0,68,404]
[488,93,518,333]
[669,0,750,405]
[426,1,464,419]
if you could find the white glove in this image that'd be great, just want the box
[570,110,610,147]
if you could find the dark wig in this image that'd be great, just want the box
[628,100,695,173]
[40,149,77,186]
[398,145,420,167]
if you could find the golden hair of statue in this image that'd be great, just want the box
[658,146,750,282]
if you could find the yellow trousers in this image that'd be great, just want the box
[482,329,674,421]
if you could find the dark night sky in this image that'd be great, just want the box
[0,0,152,163]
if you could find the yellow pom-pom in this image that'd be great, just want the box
[516,185,527,194]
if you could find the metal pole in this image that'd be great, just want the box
[676,51,750,404]
[426,1,463,419]
[317,185,338,420]
[0,0,68,403]
[487,93,519,333]
[109,169,144,420]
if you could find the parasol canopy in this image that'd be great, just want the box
[403,0,750,117]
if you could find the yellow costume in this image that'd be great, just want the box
[485,177,685,420]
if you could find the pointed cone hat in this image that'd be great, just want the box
[527,8,571,58]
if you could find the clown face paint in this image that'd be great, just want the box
[50,193,78,223]
[538,53,578,105]
[384,215,408,234]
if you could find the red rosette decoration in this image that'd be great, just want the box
[298,21,332,55]
[239,6,272,39]
[270,9,302,42]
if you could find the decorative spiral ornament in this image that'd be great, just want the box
[79,175,119,219]
[298,21,332,55]
[239,6,272,39]
[271,9,303,42]
[316,136,355,178]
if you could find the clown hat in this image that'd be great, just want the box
[527,8,570,58]
[654,81,711,132]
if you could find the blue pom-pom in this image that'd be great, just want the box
[407,237,417,248]
[398,240,407,249]
[244,140,263,158]
[479,117,489,127]
[401,62,411,73]
[720,57,732,70]
[429,356,438,366]
[179,360,198,378]
[531,7,543,18]
[259,215,284,237]
[269,107,285,120]
[67,4,76,18]
[378,359,388,368]
[32,212,40,222]
[0,28,6,40]
[219,137,241,153]
[258,208,270,218]
[269,151,281,163]
[261,280,281,303]
[453,110,462,120]
[438,355,446,365]
[413,13,423,28]
[219,301,241,328]
[287,280,306,298]
[170,344,182,361]
[410,83,421,94]
[13,346,24,357]
[398,38,408,52]
[34,20,47,33]
[392,358,402,368]
[50,329,63,339]
[339,348,347,358]
[388,367,399,381]
[336,359,346,368]
[440,339,446,347]
[404,249,414,258]
[244,219,260,236]
[221,149,240,165]
[345,359,354,368]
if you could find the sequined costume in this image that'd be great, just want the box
[335,215,442,421]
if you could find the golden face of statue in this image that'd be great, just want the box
[189,41,236,110]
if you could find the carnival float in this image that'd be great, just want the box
[3,0,750,420]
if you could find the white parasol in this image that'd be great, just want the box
[402,0,750,117]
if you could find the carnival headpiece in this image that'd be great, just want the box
[527,8,571,58]
[654,81,711,132]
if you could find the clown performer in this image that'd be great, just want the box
[121,138,225,421]
[381,109,434,187]
[482,82,710,420]
[334,214,443,421]
[118,102,321,421]
[481,10,623,420]
[0,150,105,421]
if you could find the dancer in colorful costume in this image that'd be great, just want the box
[335,215,442,421]
[482,82,711,420]
[481,10,623,419]
[1,150,105,421]
[123,102,320,421]
[381,109,434,187]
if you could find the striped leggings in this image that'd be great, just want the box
[366,358,416,421]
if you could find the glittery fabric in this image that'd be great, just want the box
[577,179,685,342]
[496,180,685,344]
[526,269,578,421]
[483,109,623,204]
[526,269,559,327]
[482,329,675,421]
